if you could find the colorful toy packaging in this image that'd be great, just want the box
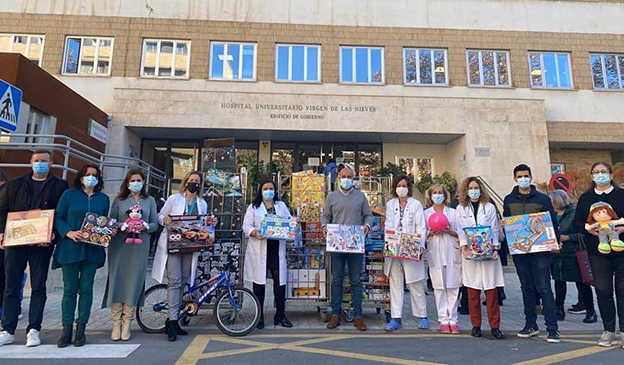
[4,209,55,247]
[462,226,495,260]
[326,224,365,254]
[291,171,325,221]
[167,215,216,254]
[383,230,423,261]
[502,212,559,255]
[259,214,297,240]
[79,212,118,248]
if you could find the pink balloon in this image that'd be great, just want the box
[428,212,449,232]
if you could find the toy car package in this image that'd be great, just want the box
[167,215,216,253]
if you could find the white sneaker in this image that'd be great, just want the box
[0,331,15,346]
[598,331,617,347]
[26,329,41,347]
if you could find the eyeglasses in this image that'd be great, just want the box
[592,170,610,175]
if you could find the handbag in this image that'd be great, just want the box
[575,234,595,286]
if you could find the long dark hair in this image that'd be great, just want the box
[117,169,149,200]
[587,161,619,192]
[74,163,104,193]
[252,178,279,208]
[392,174,413,198]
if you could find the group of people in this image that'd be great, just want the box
[0,151,622,351]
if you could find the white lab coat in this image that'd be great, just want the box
[424,206,462,289]
[151,193,207,284]
[455,202,505,291]
[242,201,290,286]
[384,198,428,283]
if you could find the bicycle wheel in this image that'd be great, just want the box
[137,284,169,333]
[213,286,260,337]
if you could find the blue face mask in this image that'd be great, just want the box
[262,189,275,201]
[340,178,353,190]
[468,189,481,200]
[593,173,611,187]
[432,193,445,205]
[516,177,531,189]
[32,162,49,176]
[82,176,98,188]
[128,181,143,193]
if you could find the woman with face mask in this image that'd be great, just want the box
[383,175,428,332]
[243,179,293,329]
[573,162,624,348]
[423,184,462,334]
[151,170,212,342]
[102,169,158,342]
[53,164,109,348]
[455,177,505,339]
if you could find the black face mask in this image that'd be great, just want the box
[187,182,200,193]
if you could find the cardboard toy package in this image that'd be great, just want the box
[325,224,365,254]
[463,226,495,260]
[291,171,325,221]
[383,230,422,261]
[502,212,559,255]
[78,212,118,248]
[259,214,297,240]
[287,269,327,299]
[167,215,216,254]
[4,209,55,247]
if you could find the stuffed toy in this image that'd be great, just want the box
[121,204,149,245]
[585,201,624,254]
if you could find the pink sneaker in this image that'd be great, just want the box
[134,238,143,245]
[125,238,134,244]
[440,324,451,334]
[450,324,460,334]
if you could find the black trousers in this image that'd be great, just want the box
[1,245,54,334]
[0,249,5,309]
[589,254,624,333]
[253,269,286,321]
[554,280,595,312]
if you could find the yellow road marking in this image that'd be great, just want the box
[512,345,618,365]
[283,345,444,365]
[176,336,211,365]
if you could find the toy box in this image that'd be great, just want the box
[4,209,55,247]
[326,224,365,254]
[463,226,495,260]
[167,215,216,254]
[502,212,559,255]
[383,230,423,262]
[78,212,118,248]
[287,269,327,299]
[259,214,297,240]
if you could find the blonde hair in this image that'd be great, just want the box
[425,183,449,208]
[458,177,490,207]
[178,170,204,194]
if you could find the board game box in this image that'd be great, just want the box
[383,230,423,261]
[502,212,559,255]
[78,212,118,248]
[326,224,365,254]
[4,209,55,247]
[259,214,297,240]
[462,226,495,260]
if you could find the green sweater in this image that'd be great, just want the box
[53,189,110,269]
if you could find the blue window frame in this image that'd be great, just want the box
[528,52,573,89]
[275,44,321,82]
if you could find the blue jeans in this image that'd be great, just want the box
[513,253,558,332]
[330,253,363,318]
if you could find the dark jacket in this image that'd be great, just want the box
[552,205,582,282]
[0,172,69,240]
[502,185,560,241]
[573,187,624,257]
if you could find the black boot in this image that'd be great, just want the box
[166,319,177,342]
[57,324,73,348]
[74,323,86,347]
[556,306,565,321]
[175,319,188,336]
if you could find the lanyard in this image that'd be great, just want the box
[398,201,406,232]
[185,195,197,215]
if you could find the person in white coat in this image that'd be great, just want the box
[455,177,505,340]
[384,175,429,331]
[243,179,293,329]
[424,183,462,334]
[151,171,210,342]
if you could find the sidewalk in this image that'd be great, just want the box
[17,267,604,335]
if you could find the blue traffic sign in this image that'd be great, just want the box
[0,78,23,133]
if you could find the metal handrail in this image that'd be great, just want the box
[0,133,167,191]
[476,175,504,213]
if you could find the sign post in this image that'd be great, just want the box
[549,173,572,194]
[0,78,23,133]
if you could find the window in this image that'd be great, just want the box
[0,34,45,66]
[466,50,511,87]
[551,163,565,175]
[590,53,624,90]
[340,46,384,84]
[528,52,573,89]
[404,48,448,86]
[210,42,257,81]
[24,108,52,143]
[275,44,320,82]
[396,157,433,181]
[62,37,113,76]
[141,39,190,78]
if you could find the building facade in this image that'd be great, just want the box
[1,0,624,196]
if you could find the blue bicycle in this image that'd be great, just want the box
[136,253,260,337]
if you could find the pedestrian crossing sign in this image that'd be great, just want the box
[0,78,23,133]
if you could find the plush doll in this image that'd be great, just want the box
[121,204,149,245]
[585,201,624,254]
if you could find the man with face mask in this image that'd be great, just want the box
[0,150,69,347]
[502,164,561,344]
[322,164,374,331]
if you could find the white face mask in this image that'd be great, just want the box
[396,187,409,198]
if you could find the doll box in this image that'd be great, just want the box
[78,212,118,248]
[259,214,297,241]
[463,226,495,261]
[383,230,423,262]
[502,212,558,255]
[325,224,365,254]
[4,209,55,247]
